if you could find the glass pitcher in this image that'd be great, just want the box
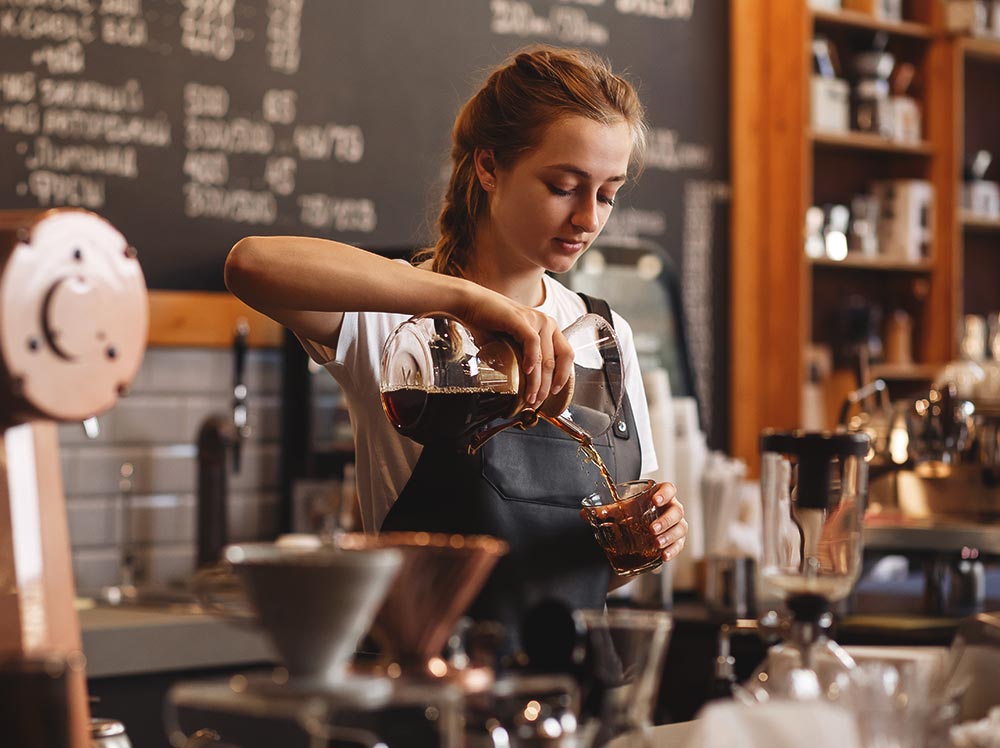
[379,313,624,452]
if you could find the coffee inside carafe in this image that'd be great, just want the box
[379,313,625,460]
[382,386,519,444]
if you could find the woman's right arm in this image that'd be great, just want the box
[225,235,471,348]
[224,236,573,403]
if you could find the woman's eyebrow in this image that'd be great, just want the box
[544,163,627,183]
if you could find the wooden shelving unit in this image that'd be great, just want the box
[870,362,939,380]
[961,211,1000,232]
[810,130,934,155]
[812,8,934,37]
[961,35,1000,61]
[809,256,934,271]
[958,33,1000,321]
[730,1,963,467]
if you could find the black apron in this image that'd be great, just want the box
[380,295,643,639]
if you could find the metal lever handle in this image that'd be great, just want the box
[838,378,888,427]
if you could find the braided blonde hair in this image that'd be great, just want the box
[415,46,647,278]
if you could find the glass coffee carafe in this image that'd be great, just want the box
[749,430,871,702]
[379,313,625,452]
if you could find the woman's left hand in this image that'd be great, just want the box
[649,482,687,562]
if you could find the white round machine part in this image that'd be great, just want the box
[0,208,147,426]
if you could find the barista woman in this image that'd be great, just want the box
[225,46,687,637]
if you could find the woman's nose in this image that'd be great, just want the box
[571,196,601,233]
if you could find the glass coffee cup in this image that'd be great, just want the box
[581,479,662,577]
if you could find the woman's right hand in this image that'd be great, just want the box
[457,287,574,408]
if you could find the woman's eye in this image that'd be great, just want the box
[547,184,573,197]
[599,194,616,207]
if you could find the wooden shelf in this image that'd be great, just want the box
[811,9,933,39]
[810,130,934,155]
[961,211,1000,232]
[870,363,939,380]
[148,291,283,348]
[809,255,933,271]
[961,35,1000,62]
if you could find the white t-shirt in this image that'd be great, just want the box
[299,271,658,531]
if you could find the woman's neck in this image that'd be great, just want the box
[466,230,546,307]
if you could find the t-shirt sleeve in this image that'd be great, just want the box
[295,311,362,391]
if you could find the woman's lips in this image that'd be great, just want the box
[554,238,585,253]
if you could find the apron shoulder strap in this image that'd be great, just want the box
[576,293,629,441]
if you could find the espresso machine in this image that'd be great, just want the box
[0,209,148,747]
[859,384,1000,617]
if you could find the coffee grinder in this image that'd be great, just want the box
[748,430,871,701]
[0,209,148,747]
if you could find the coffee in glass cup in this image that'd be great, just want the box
[581,479,663,577]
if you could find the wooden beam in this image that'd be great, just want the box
[730,0,766,465]
[147,290,283,348]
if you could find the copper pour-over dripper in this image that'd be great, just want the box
[337,532,508,676]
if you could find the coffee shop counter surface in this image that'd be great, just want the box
[77,601,276,678]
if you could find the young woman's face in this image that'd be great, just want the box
[485,115,633,276]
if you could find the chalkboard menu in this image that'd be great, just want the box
[1,0,730,436]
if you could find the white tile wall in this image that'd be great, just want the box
[62,346,285,595]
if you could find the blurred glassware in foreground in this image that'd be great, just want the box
[574,608,673,748]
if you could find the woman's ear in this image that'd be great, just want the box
[473,148,498,191]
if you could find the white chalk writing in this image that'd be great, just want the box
[293,123,363,162]
[264,155,295,195]
[2,1,94,11]
[682,180,730,431]
[42,107,170,145]
[262,88,295,125]
[185,117,273,154]
[27,169,105,208]
[490,0,609,45]
[183,82,229,118]
[26,135,137,176]
[1,102,40,133]
[99,0,140,15]
[30,39,85,73]
[38,77,142,112]
[182,150,228,185]
[298,193,377,232]
[100,13,145,46]
[184,183,277,224]
[0,8,97,42]
[179,0,236,62]
[0,71,36,102]
[266,0,301,74]
[614,0,694,19]
[645,128,712,172]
